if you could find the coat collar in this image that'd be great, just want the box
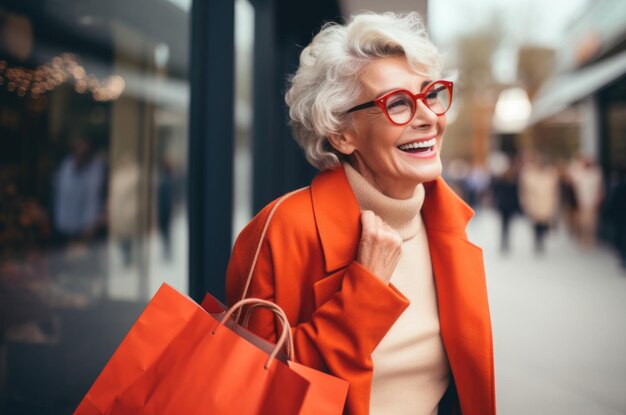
[310,166,474,273]
[310,166,495,415]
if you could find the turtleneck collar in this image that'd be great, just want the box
[343,162,425,241]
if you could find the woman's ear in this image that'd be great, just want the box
[327,130,357,156]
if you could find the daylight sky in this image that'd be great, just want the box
[429,0,590,82]
[429,0,589,47]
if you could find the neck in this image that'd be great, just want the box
[343,162,425,241]
[347,158,418,200]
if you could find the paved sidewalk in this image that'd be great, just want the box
[467,209,626,415]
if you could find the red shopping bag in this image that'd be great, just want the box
[74,283,312,415]
[202,294,350,415]
[76,190,348,414]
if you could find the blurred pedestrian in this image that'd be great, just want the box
[568,155,603,247]
[53,136,107,242]
[52,135,108,297]
[466,164,490,209]
[109,154,139,267]
[491,162,519,253]
[558,162,578,236]
[519,157,559,254]
[157,157,179,261]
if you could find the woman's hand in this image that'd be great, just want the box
[356,210,402,285]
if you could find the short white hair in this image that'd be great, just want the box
[285,11,443,170]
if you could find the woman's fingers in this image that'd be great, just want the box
[357,210,402,284]
[360,210,377,237]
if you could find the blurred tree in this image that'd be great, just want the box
[442,14,503,167]
[517,46,556,99]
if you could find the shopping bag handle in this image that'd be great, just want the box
[235,188,305,323]
[216,298,293,369]
[241,303,295,361]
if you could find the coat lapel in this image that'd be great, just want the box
[311,167,495,415]
[310,167,361,273]
[423,179,496,415]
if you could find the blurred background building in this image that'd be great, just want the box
[0,0,624,414]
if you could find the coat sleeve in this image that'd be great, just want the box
[225,206,409,415]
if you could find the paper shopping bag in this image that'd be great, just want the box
[75,283,310,415]
[201,293,349,415]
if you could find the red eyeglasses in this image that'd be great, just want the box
[346,80,453,125]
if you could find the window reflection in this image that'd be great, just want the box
[0,3,189,413]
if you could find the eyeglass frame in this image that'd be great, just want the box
[345,80,454,126]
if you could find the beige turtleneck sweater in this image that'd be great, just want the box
[343,163,450,415]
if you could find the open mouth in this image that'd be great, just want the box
[397,138,436,153]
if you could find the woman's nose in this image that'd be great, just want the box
[410,100,438,128]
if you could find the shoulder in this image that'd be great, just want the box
[227,186,320,302]
[270,186,313,223]
[264,186,318,245]
[247,167,350,242]
[231,167,354,270]
[233,186,315,251]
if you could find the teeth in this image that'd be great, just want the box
[398,138,436,151]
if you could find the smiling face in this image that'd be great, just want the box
[329,55,447,199]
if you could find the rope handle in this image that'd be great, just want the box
[239,188,305,302]
[228,187,306,366]
[215,298,293,369]
[241,303,295,362]
[235,188,305,325]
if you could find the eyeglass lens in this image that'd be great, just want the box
[385,82,451,124]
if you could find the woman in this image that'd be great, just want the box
[519,156,559,254]
[226,12,495,415]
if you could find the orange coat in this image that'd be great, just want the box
[226,166,495,415]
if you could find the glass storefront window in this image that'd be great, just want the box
[233,0,254,237]
[0,2,190,413]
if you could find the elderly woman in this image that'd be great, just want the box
[226,11,495,415]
